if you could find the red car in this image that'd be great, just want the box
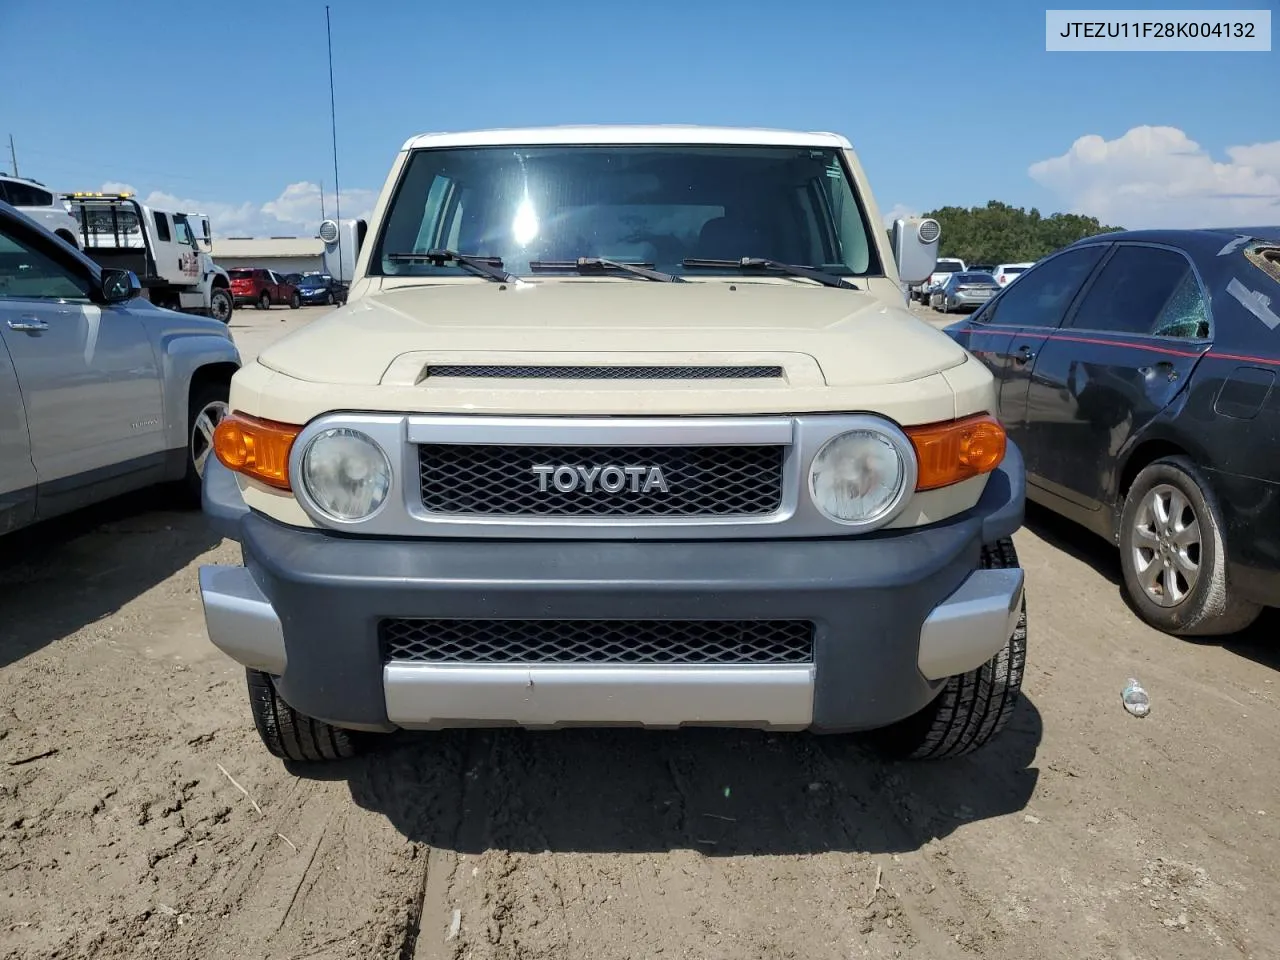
[228,268,301,310]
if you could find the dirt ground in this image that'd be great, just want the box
[3,303,1279,960]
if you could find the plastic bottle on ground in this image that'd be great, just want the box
[1122,678,1151,718]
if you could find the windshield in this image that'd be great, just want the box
[371,144,881,279]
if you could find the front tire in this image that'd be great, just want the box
[325,291,335,306]
[258,291,271,310]
[873,538,1028,760]
[209,287,233,324]
[290,291,301,309]
[246,669,358,762]
[1118,456,1261,636]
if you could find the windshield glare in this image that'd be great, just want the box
[372,145,881,279]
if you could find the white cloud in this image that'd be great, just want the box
[95,180,376,239]
[881,203,920,228]
[1028,125,1280,229]
[261,181,377,230]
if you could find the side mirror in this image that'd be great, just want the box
[99,268,141,304]
[891,217,942,285]
[355,218,367,255]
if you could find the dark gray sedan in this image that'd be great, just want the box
[930,271,1000,313]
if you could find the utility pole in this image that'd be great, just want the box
[8,135,18,178]
[325,5,344,280]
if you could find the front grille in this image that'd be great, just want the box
[424,364,783,380]
[418,444,784,517]
[381,619,814,665]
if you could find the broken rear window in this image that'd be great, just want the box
[1244,241,1280,284]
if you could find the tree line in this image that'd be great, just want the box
[888,201,1124,265]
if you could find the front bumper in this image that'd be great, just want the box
[947,295,993,309]
[198,446,1026,734]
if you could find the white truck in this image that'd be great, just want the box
[910,256,966,304]
[65,192,234,323]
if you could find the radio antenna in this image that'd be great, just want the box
[325,5,343,279]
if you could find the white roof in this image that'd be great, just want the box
[213,237,325,259]
[401,125,853,151]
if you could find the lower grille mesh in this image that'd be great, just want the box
[381,619,815,665]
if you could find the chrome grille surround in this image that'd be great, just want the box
[286,413,919,540]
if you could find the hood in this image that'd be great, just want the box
[255,280,969,389]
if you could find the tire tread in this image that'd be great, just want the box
[877,538,1027,761]
[245,669,356,762]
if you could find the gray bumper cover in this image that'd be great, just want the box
[198,445,1026,734]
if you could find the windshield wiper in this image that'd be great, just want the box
[387,250,517,283]
[528,256,682,283]
[682,257,857,290]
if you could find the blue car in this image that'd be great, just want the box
[295,273,348,306]
[944,226,1280,637]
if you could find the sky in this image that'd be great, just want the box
[1,0,1276,238]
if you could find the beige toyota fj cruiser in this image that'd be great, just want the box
[198,126,1028,763]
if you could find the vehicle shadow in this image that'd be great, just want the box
[1021,500,1122,586]
[1203,607,1280,671]
[296,696,1043,856]
[1022,502,1280,668]
[0,488,222,669]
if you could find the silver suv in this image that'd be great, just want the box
[0,200,241,535]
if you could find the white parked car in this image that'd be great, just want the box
[0,175,80,249]
[992,262,1034,287]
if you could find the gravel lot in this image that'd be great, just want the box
[3,302,1279,960]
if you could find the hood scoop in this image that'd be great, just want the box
[420,363,785,382]
[379,351,829,388]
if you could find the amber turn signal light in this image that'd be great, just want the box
[905,414,1007,491]
[212,412,302,490]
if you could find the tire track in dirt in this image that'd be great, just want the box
[426,726,1005,959]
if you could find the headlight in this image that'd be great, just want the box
[301,428,392,520]
[808,429,909,526]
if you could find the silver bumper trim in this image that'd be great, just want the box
[198,565,287,675]
[917,567,1025,680]
[383,663,815,730]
